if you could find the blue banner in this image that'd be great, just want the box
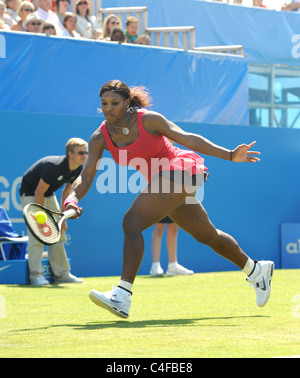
[0,31,248,125]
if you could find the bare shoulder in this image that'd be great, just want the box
[142,110,169,135]
[89,126,107,151]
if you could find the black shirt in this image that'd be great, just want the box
[19,156,82,197]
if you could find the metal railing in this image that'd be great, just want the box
[193,45,244,55]
[146,26,196,51]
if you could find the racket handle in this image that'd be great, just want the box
[64,209,77,219]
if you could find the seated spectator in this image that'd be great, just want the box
[234,0,243,4]
[23,12,44,33]
[42,21,56,35]
[125,16,150,45]
[0,18,10,30]
[282,0,300,11]
[110,26,125,43]
[75,0,101,39]
[55,0,69,32]
[12,1,34,31]
[0,0,13,29]
[35,0,63,35]
[61,12,80,38]
[253,0,266,7]
[101,13,122,40]
[5,0,20,24]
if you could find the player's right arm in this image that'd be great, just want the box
[64,128,105,217]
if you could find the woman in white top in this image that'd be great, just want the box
[61,12,81,38]
[75,0,101,39]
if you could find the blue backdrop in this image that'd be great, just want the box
[1,110,300,277]
[0,31,248,125]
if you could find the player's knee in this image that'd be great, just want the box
[122,212,141,235]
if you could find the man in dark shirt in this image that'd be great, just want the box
[20,138,88,286]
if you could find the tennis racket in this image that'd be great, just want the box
[23,203,76,246]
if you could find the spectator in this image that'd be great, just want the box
[42,21,56,35]
[125,16,150,45]
[75,0,101,39]
[281,0,300,11]
[101,13,122,40]
[23,12,44,33]
[19,137,88,286]
[234,0,243,4]
[35,0,63,35]
[55,0,69,33]
[253,0,267,7]
[5,0,19,24]
[150,219,194,277]
[0,18,9,29]
[11,1,34,31]
[61,12,81,38]
[0,0,12,29]
[110,26,125,43]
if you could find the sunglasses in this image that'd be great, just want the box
[30,22,42,26]
[23,8,33,12]
[44,25,55,30]
[77,151,88,155]
[78,1,87,5]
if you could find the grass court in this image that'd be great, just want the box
[0,269,299,358]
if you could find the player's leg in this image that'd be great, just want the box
[169,198,274,306]
[120,174,192,283]
[169,199,248,269]
[89,175,191,317]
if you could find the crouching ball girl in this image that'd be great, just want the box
[64,80,274,319]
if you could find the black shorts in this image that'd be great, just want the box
[159,216,173,224]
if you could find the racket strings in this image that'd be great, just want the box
[25,204,59,244]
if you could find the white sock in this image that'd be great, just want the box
[242,258,257,276]
[168,261,178,268]
[118,280,133,294]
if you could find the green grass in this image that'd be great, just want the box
[0,270,299,358]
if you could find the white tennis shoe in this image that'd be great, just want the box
[166,263,194,276]
[150,263,164,277]
[246,260,274,307]
[89,286,131,319]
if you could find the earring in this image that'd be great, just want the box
[127,106,133,114]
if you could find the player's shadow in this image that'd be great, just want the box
[71,315,269,330]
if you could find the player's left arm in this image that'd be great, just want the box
[143,111,260,163]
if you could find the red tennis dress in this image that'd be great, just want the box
[100,108,207,183]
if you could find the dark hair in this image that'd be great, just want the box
[111,27,125,43]
[99,80,152,108]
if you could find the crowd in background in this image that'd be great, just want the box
[1,0,300,40]
[0,0,151,43]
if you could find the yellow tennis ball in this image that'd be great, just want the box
[35,211,47,224]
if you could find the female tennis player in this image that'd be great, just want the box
[64,80,274,319]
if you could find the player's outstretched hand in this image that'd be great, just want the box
[232,141,261,163]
